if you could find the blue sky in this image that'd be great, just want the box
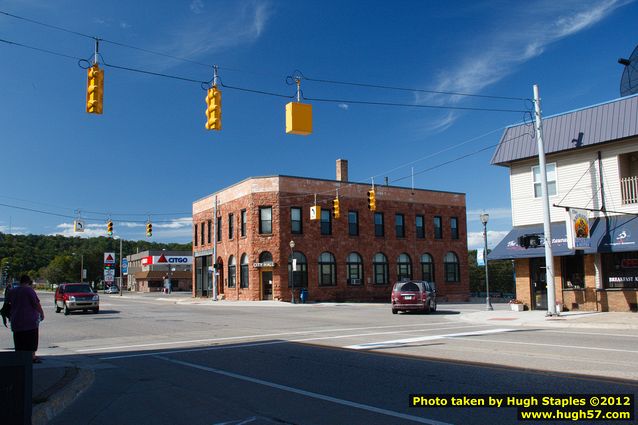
[0,0,636,249]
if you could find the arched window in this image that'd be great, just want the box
[420,253,435,282]
[228,256,236,288]
[259,251,273,264]
[397,253,412,281]
[346,252,363,285]
[240,254,249,288]
[318,252,336,286]
[444,252,460,282]
[288,251,308,288]
[373,253,388,285]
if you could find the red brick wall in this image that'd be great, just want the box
[193,177,469,302]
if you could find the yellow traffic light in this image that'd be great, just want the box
[107,220,113,236]
[367,189,376,211]
[332,198,340,219]
[285,102,312,135]
[86,64,104,114]
[205,85,222,130]
[146,222,153,237]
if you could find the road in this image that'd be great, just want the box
[2,292,635,424]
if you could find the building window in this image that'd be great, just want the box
[288,251,308,288]
[348,211,359,236]
[346,252,363,285]
[320,209,332,235]
[291,207,302,234]
[228,256,236,288]
[450,217,459,240]
[602,252,638,289]
[259,251,273,263]
[217,216,222,242]
[434,216,442,239]
[240,254,249,288]
[373,253,388,284]
[194,224,198,247]
[416,215,425,239]
[374,212,384,237]
[207,220,212,244]
[318,252,336,286]
[228,213,234,240]
[397,253,412,281]
[200,222,205,246]
[532,163,557,198]
[421,253,434,282]
[395,214,405,238]
[259,207,272,234]
[240,209,247,237]
[444,252,460,282]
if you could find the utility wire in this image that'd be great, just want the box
[0,37,82,61]
[0,10,94,39]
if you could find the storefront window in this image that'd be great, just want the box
[602,252,638,289]
[562,254,584,289]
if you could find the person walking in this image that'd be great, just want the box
[8,275,45,363]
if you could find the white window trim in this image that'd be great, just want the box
[532,163,557,198]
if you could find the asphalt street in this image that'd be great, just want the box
[1,292,636,424]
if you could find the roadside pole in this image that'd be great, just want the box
[212,195,218,301]
[119,237,123,297]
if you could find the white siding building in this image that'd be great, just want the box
[489,94,638,312]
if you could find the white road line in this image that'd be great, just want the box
[344,328,518,350]
[80,322,486,353]
[155,355,454,425]
[100,324,489,360]
[452,337,638,354]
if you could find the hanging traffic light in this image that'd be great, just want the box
[86,64,104,114]
[107,220,113,236]
[205,85,222,130]
[146,222,153,238]
[367,189,376,211]
[332,198,340,219]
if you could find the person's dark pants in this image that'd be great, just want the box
[13,328,38,353]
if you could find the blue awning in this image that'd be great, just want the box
[488,215,638,260]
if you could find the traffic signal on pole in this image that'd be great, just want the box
[86,64,104,114]
[107,220,113,236]
[367,189,376,211]
[205,85,222,130]
[146,222,153,238]
[332,198,340,219]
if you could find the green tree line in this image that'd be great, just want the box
[468,249,516,296]
[0,233,191,285]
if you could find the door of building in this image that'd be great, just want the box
[261,271,273,300]
[530,258,547,310]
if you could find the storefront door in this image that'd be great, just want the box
[261,271,273,300]
[530,258,547,310]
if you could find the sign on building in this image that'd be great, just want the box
[565,208,591,250]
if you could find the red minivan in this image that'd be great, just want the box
[391,280,437,314]
[54,283,100,315]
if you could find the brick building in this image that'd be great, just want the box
[192,160,469,302]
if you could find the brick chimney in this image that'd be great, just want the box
[336,159,348,182]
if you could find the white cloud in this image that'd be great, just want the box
[338,103,349,110]
[418,0,629,131]
[120,21,131,29]
[190,0,205,14]
[50,217,193,240]
[467,230,510,250]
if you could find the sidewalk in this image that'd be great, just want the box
[28,301,637,424]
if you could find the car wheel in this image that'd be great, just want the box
[63,304,70,316]
[392,309,398,314]
[55,303,61,313]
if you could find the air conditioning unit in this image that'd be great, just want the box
[350,278,362,285]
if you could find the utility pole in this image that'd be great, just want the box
[533,84,557,316]
[212,195,218,301]
[119,237,123,297]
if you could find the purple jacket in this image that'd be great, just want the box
[8,286,41,332]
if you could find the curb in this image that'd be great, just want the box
[32,367,95,425]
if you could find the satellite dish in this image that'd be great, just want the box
[619,44,638,97]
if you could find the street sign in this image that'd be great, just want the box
[104,268,115,282]
[122,259,128,275]
[73,220,85,232]
[104,252,116,264]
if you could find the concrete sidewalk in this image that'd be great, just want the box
[28,301,637,424]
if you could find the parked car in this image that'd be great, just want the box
[54,283,99,315]
[104,285,119,294]
[391,280,436,314]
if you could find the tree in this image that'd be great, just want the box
[468,250,515,296]
[43,255,76,285]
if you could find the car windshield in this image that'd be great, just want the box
[398,282,420,292]
[65,285,93,293]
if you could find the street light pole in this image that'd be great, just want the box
[80,254,84,283]
[480,213,494,311]
[289,240,295,304]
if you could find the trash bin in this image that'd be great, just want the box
[300,288,308,304]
